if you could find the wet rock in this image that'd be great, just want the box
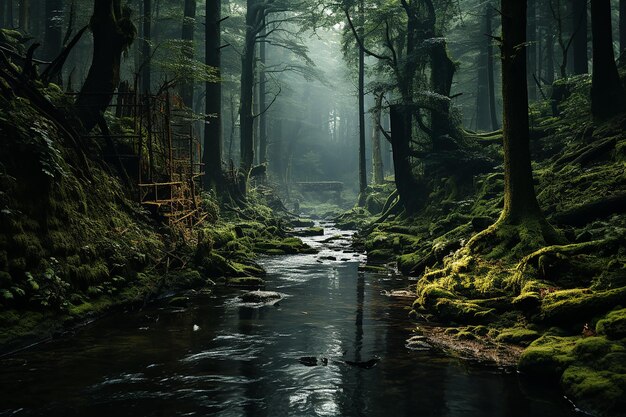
[240,290,283,304]
[293,227,324,237]
[299,356,328,366]
[406,336,432,351]
[344,357,380,369]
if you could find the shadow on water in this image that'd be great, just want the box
[0,224,581,417]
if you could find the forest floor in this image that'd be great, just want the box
[338,74,626,417]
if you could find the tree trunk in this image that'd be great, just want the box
[476,5,494,131]
[239,0,258,174]
[180,0,196,108]
[43,0,64,84]
[572,0,588,74]
[591,0,626,120]
[75,0,136,133]
[43,0,63,57]
[545,28,555,84]
[0,0,5,27]
[204,0,222,191]
[142,0,151,93]
[486,5,499,130]
[621,0,626,55]
[357,0,367,196]
[527,0,537,100]
[18,0,29,32]
[500,0,544,222]
[390,105,424,213]
[258,23,267,165]
[371,91,384,185]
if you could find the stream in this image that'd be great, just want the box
[0,223,580,417]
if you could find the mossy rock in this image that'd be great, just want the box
[596,308,626,340]
[518,335,577,378]
[561,365,626,417]
[512,292,541,312]
[367,249,395,262]
[540,286,626,324]
[291,218,315,227]
[169,269,206,289]
[415,283,458,310]
[293,227,324,237]
[226,277,266,289]
[495,327,541,346]
[432,298,495,324]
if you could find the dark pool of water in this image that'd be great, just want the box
[0,224,581,417]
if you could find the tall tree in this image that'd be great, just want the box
[476,4,499,131]
[204,0,223,191]
[357,0,367,196]
[43,0,63,62]
[621,0,626,55]
[371,89,384,185]
[141,0,151,93]
[258,23,268,165]
[239,0,259,174]
[590,0,626,119]
[527,0,537,100]
[572,0,588,74]
[471,0,558,254]
[180,0,196,108]
[75,0,136,133]
[18,0,29,32]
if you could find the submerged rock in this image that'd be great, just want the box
[299,356,329,366]
[239,290,284,304]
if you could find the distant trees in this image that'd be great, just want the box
[476,4,499,131]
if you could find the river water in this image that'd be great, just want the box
[0,223,580,417]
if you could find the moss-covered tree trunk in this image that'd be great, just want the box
[591,0,626,120]
[75,0,135,133]
[469,0,559,256]
[204,0,223,192]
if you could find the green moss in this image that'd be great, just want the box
[432,298,495,324]
[540,287,626,324]
[226,277,266,288]
[561,366,626,416]
[415,283,458,309]
[518,335,577,378]
[495,327,541,346]
[169,269,206,289]
[596,308,626,340]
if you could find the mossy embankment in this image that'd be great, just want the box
[0,59,315,354]
[349,74,626,416]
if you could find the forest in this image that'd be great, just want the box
[0,0,625,416]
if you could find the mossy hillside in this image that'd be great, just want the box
[347,72,626,415]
